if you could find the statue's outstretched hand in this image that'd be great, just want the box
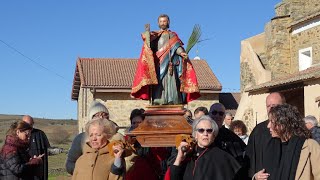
[180,52,188,59]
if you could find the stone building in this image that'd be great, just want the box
[71,58,223,132]
[236,0,320,132]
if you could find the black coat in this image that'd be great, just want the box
[168,127,249,179]
[215,126,249,179]
[28,128,50,180]
[246,120,281,179]
[215,126,247,163]
[0,153,34,180]
[0,135,39,180]
[170,145,241,180]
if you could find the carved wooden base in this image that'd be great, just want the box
[126,105,192,147]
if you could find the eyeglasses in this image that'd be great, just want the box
[211,111,224,116]
[196,128,213,134]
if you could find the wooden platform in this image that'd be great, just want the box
[126,105,192,147]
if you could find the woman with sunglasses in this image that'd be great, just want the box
[170,115,241,180]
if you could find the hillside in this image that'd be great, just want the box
[0,114,78,146]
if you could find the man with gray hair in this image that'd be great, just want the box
[208,103,246,159]
[209,103,248,178]
[223,112,233,129]
[304,115,320,144]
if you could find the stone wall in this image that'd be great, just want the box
[240,62,256,91]
[235,92,268,134]
[290,25,320,72]
[258,0,320,79]
[276,0,320,21]
[185,93,219,116]
[239,37,271,92]
[242,108,254,133]
[265,16,292,79]
[77,88,94,132]
[275,1,289,17]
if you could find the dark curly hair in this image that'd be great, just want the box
[230,120,247,135]
[268,104,310,141]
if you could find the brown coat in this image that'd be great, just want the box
[295,139,320,180]
[72,143,123,180]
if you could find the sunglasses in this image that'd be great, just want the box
[211,111,224,116]
[196,128,213,134]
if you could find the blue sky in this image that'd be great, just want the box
[0,0,279,119]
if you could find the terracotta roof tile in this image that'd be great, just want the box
[71,58,221,100]
[193,60,222,90]
[246,64,320,92]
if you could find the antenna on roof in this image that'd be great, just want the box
[194,48,201,60]
[193,37,212,60]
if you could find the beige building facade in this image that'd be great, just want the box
[236,0,320,132]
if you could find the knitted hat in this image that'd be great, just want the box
[88,101,109,120]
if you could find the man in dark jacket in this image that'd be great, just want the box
[246,92,284,179]
[209,103,248,179]
[23,115,50,180]
[209,103,246,160]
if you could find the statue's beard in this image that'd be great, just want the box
[159,24,169,30]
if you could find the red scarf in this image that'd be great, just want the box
[0,135,29,158]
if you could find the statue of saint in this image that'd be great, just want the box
[131,14,200,105]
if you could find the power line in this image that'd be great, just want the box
[0,39,71,83]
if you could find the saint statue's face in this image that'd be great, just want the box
[158,17,169,30]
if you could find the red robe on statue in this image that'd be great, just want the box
[131,31,200,103]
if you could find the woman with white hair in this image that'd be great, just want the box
[72,117,124,180]
[66,100,124,175]
[170,115,241,179]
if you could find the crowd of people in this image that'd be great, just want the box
[1,92,320,179]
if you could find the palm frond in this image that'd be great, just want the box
[185,24,201,54]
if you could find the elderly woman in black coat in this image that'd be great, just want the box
[0,121,43,180]
[170,115,241,180]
